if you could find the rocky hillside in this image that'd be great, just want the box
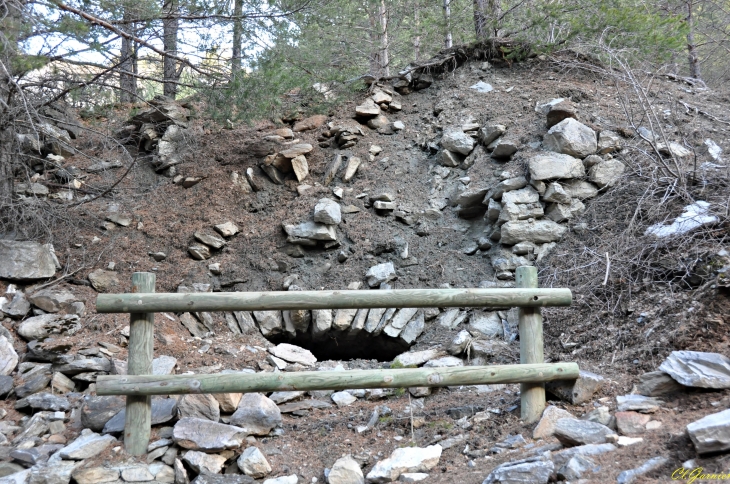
[0,54,729,483]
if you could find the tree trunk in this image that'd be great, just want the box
[443,0,453,48]
[473,0,487,40]
[488,0,502,37]
[686,0,702,80]
[163,0,179,98]
[413,0,421,61]
[0,1,22,205]
[119,11,136,103]
[0,130,13,206]
[378,0,389,77]
[231,0,243,77]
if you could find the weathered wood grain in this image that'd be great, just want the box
[517,266,546,424]
[124,272,155,456]
[96,363,579,396]
[96,288,572,314]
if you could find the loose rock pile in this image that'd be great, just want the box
[438,98,626,280]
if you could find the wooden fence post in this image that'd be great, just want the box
[124,272,155,455]
[516,266,545,424]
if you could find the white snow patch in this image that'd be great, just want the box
[470,81,493,93]
[645,201,718,238]
[704,139,723,161]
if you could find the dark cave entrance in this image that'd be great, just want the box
[267,331,410,362]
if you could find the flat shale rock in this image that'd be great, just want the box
[482,457,554,484]
[687,408,730,454]
[637,371,684,396]
[616,395,663,413]
[58,429,117,460]
[192,474,254,484]
[103,397,177,433]
[277,399,332,413]
[659,351,730,389]
[268,344,316,366]
[616,456,669,484]
[553,418,615,446]
[173,417,246,452]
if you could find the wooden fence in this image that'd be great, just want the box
[95,266,577,455]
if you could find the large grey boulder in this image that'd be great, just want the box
[441,131,475,155]
[528,153,585,181]
[229,393,281,435]
[687,408,730,454]
[173,417,246,452]
[87,269,119,293]
[659,351,730,389]
[543,118,597,158]
[17,314,81,341]
[500,220,567,245]
[0,241,56,281]
[103,397,177,433]
[588,159,625,188]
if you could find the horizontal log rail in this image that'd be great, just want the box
[96,287,572,313]
[97,363,579,396]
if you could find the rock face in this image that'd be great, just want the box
[528,153,585,181]
[659,351,730,389]
[543,118,597,158]
[229,393,281,435]
[687,408,730,454]
[0,240,57,281]
[366,445,442,483]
